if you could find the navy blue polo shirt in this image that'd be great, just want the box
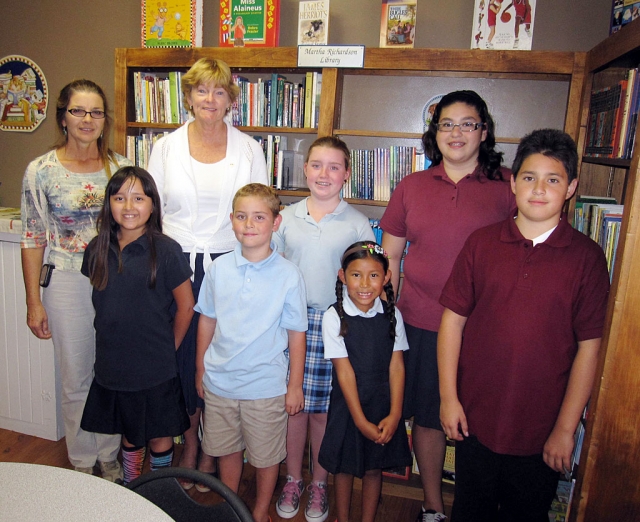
[82,234,193,391]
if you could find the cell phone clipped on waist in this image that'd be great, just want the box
[39,264,55,287]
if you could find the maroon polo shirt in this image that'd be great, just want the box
[440,213,610,455]
[380,163,514,331]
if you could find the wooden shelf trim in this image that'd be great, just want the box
[581,156,632,169]
[584,17,640,73]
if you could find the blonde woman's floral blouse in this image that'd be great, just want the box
[21,149,131,272]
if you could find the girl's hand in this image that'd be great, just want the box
[440,397,469,441]
[195,369,205,400]
[377,415,400,445]
[358,419,383,443]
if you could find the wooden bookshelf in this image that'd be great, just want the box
[114,47,585,209]
[569,17,640,522]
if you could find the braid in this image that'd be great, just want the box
[335,275,349,337]
[384,281,397,339]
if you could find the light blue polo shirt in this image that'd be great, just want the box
[195,242,308,400]
[273,198,375,310]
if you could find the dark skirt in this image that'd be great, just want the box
[173,252,225,415]
[319,371,412,478]
[81,376,190,447]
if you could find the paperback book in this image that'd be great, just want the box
[471,0,536,51]
[298,0,330,45]
[141,0,203,48]
[379,0,417,48]
[219,0,280,47]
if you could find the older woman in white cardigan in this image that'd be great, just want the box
[148,57,268,490]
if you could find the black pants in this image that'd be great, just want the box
[452,435,559,522]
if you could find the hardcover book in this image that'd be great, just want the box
[141,0,203,48]
[298,0,330,45]
[471,0,536,51]
[379,0,417,48]
[219,0,280,47]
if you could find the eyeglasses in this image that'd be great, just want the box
[436,122,485,132]
[67,109,106,119]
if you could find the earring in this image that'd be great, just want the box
[63,127,67,136]
[190,105,193,111]
[226,106,231,113]
[100,131,103,139]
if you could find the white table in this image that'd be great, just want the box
[0,462,174,521]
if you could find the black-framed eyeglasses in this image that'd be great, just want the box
[436,122,485,132]
[67,108,106,119]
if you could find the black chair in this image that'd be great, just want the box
[126,467,254,522]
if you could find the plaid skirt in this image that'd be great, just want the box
[288,307,332,414]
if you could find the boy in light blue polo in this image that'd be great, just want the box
[195,184,307,522]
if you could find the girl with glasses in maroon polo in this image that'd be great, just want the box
[380,90,515,522]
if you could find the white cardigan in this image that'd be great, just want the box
[148,119,268,274]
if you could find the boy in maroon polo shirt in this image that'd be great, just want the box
[438,129,610,521]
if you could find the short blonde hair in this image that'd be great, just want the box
[232,184,281,218]
[181,58,240,114]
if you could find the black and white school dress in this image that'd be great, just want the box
[319,296,412,478]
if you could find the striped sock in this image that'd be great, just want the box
[150,447,173,472]
[122,445,146,484]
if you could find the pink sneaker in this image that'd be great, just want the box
[276,475,304,519]
[305,482,329,522]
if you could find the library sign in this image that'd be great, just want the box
[297,45,365,68]
[0,55,48,133]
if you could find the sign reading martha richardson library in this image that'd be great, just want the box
[297,45,365,68]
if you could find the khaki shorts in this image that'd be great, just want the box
[202,387,287,468]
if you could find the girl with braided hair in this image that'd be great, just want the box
[318,241,412,522]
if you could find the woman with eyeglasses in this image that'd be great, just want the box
[380,90,515,522]
[20,79,131,481]
[147,58,267,490]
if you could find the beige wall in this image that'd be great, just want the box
[0,0,611,207]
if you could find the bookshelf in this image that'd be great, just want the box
[569,17,640,522]
[114,47,586,212]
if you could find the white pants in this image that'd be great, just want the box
[43,270,120,468]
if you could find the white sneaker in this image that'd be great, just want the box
[417,508,447,522]
[525,28,532,37]
[486,41,494,49]
[276,476,304,519]
[99,460,123,484]
[305,482,329,522]
[513,38,519,49]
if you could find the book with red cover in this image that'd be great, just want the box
[219,0,280,47]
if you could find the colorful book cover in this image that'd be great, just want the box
[298,0,330,45]
[471,0,536,50]
[141,0,203,48]
[611,0,640,35]
[219,0,280,47]
[379,0,417,48]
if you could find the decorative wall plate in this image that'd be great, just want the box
[422,94,444,132]
[0,55,48,132]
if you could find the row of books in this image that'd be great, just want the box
[252,135,306,190]
[125,131,170,170]
[232,72,322,129]
[584,67,640,159]
[344,146,430,202]
[573,195,623,281]
[132,71,190,125]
